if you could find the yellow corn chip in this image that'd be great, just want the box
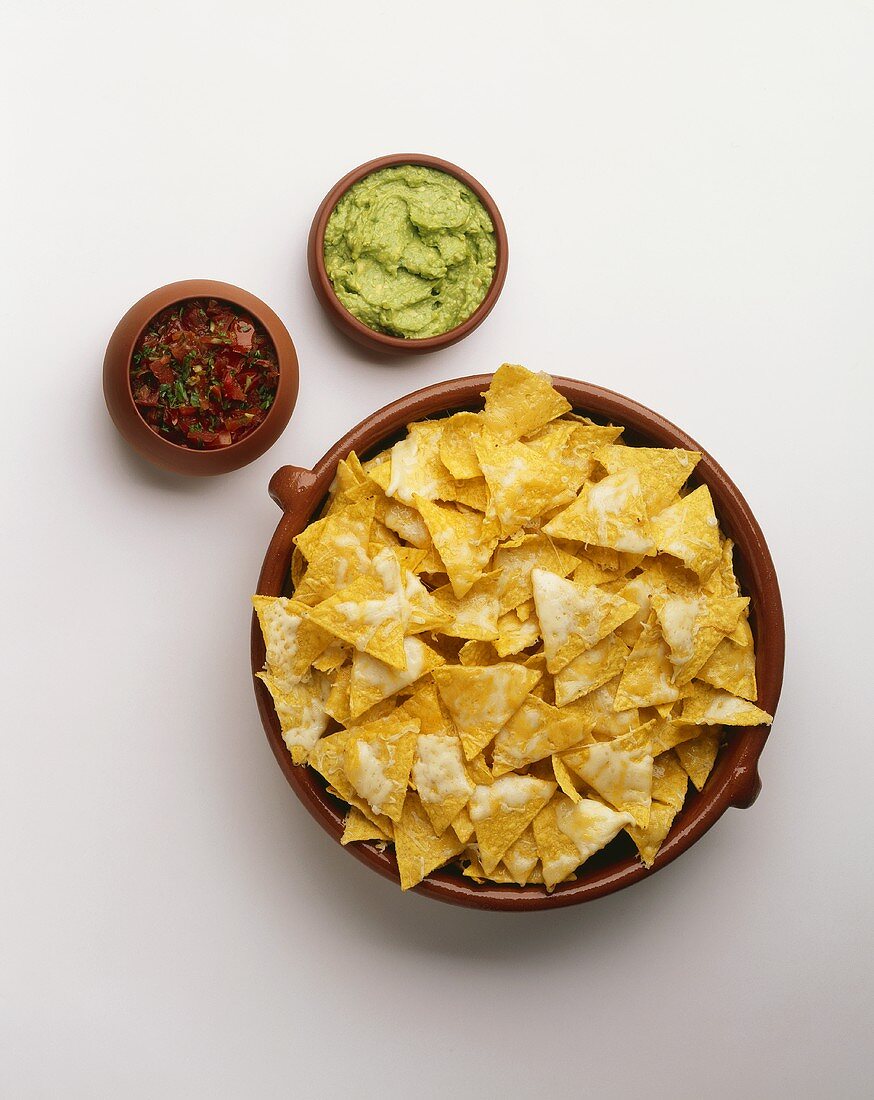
[543,469,655,555]
[452,806,475,844]
[475,436,575,538]
[311,641,350,673]
[430,575,500,641]
[411,733,474,835]
[650,751,689,810]
[256,671,330,765]
[343,713,420,822]
[463,853,517,884]
[252,595,334,691]
[492,695,585,776]
[651,590,749,685]
[466,754,494,786]
[458,640,500,666]
[443,476,490,512]
[481,363,571,443]
[614,612,684,710]
[305,573,407,670]
[501,827,540,885]
[309,729,394,837]
[533,795,633,890]
[433,663,542,759]
[341,806,390,846]
[649,485,722,577]
[493,534,579,614]
[415,497,499,598]
[385,421,456,505]
[552,754,583,802]
[681,682,773,726]
[675,730,722,791]
[650,717,701,755]
[400,682,454,736]
[438,411,484,480]
[553,632,630,707]
[494,608,540,657]
[626,801,678,868]
[595,445,701,514]
[562,724,654,827]
[381,498,431,548]
[294,494,376,568]
[697,617,758,701]
[394,791,465,890]
[470,775,557,874]
[531,568,638,673]
[348,637,444,718]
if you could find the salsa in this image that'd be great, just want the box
[130,298,279,449]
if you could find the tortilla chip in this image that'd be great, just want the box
[305,573,407,670]
[385,421,456,505]
[531,568,637,673]
[650,751,689,810]
[311,641,349,673]
[433,663,542,759]
[438,411,484,480]
[343,713,420,822]
[458,640,500,667]
[494,608,541,657]
[649,485,722,577]
[501,827,540,885]
[415,497,499,598]
[595,445,701,514]
[554,633,630,707]
[543,469,655,555]
[552,754,583,802]
[697,617,758,701]
[348,637,444,718]
[681,682,773,726]
[430,574,500,641]
[411,733,474,835]
[650,718,701,755]
[492,695,585,776]
[533,795,633,890]
[493,534,579,614]
[444,476,490,513]
[256,671,330,764]
[562,724,654,827]
[651,590,749,685]
[294,494,375,567]
[341,806,390,846]
[626,801,678,868]
[481,363,571,443]
[470,775,556,874]
[452,805,475,844]
[394,792,465,890]
[253,595,333,691]
[309,729,394,836]
[475,436,575,537]
[675,730,721,791]
[381,498,431,548]
[614,612,684,710]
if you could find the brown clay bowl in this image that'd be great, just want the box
[307,154,508,354]
[251,376,785,911]
[104,279,299,476]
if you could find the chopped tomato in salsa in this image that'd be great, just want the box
[130,298,280,449]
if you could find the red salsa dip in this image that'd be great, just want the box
[130,298,280,449]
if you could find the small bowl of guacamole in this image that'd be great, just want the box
[308,155,508,353]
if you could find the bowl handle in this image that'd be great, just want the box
[268,465,321,513]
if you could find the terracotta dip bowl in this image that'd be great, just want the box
[251,376,785,910]
[104,279,299,476]
[307,154,509,354]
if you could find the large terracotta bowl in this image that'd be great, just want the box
[104,279,299,476]
[307,154,508,354]
[251,376,785,910]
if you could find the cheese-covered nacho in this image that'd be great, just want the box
[254,365,773,889]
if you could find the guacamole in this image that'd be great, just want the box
[323,165,497,339]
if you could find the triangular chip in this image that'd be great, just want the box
[348,637,444,718]
[595,445,700,513]
[650,751,689,810]
[415,497,499,598]
[651,590,749,685]
[626,801,679,868]
[614,612,684,710]
[501,827,539,885]
[256,671,330,765]
[394,791,465,890]
[697,617,758,701]
[493,534,579,614]
[385,421,456,505]
[253,595,333,691]
[341,806,390,846]
[438,411,484,480]
[492,695,585,776]
[681,682,773,726]
[533,794,633,890]
[470,775,556,874]
[494,608,541,657]
[343,713,419,822]
[475,436,575,537]
[532,568,637,673]
[649,485,722,577]
[411,733,474,835]
[433,663,542,759]
[675,730,721,791]
[309,729,393,836]
[305,573,407,669]
[451,806,475,844]
[543,469,655,555]
[552,754,583,802]
[563,724,654,827]
[553,632,630,707]
[430,575,500,641]
[481,363,571,443]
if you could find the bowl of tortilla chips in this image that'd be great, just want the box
[251,366,784,910]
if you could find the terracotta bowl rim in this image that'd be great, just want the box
[307,153,509,354]
[103,279,299,475]
[251,374,785,910]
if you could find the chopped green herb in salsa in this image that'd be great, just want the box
[130,298,279,449]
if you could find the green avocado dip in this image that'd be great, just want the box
[323,165,497,339]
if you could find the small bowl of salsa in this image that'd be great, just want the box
[104,280,299,475]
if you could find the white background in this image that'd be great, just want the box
[2,2,872,1096]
